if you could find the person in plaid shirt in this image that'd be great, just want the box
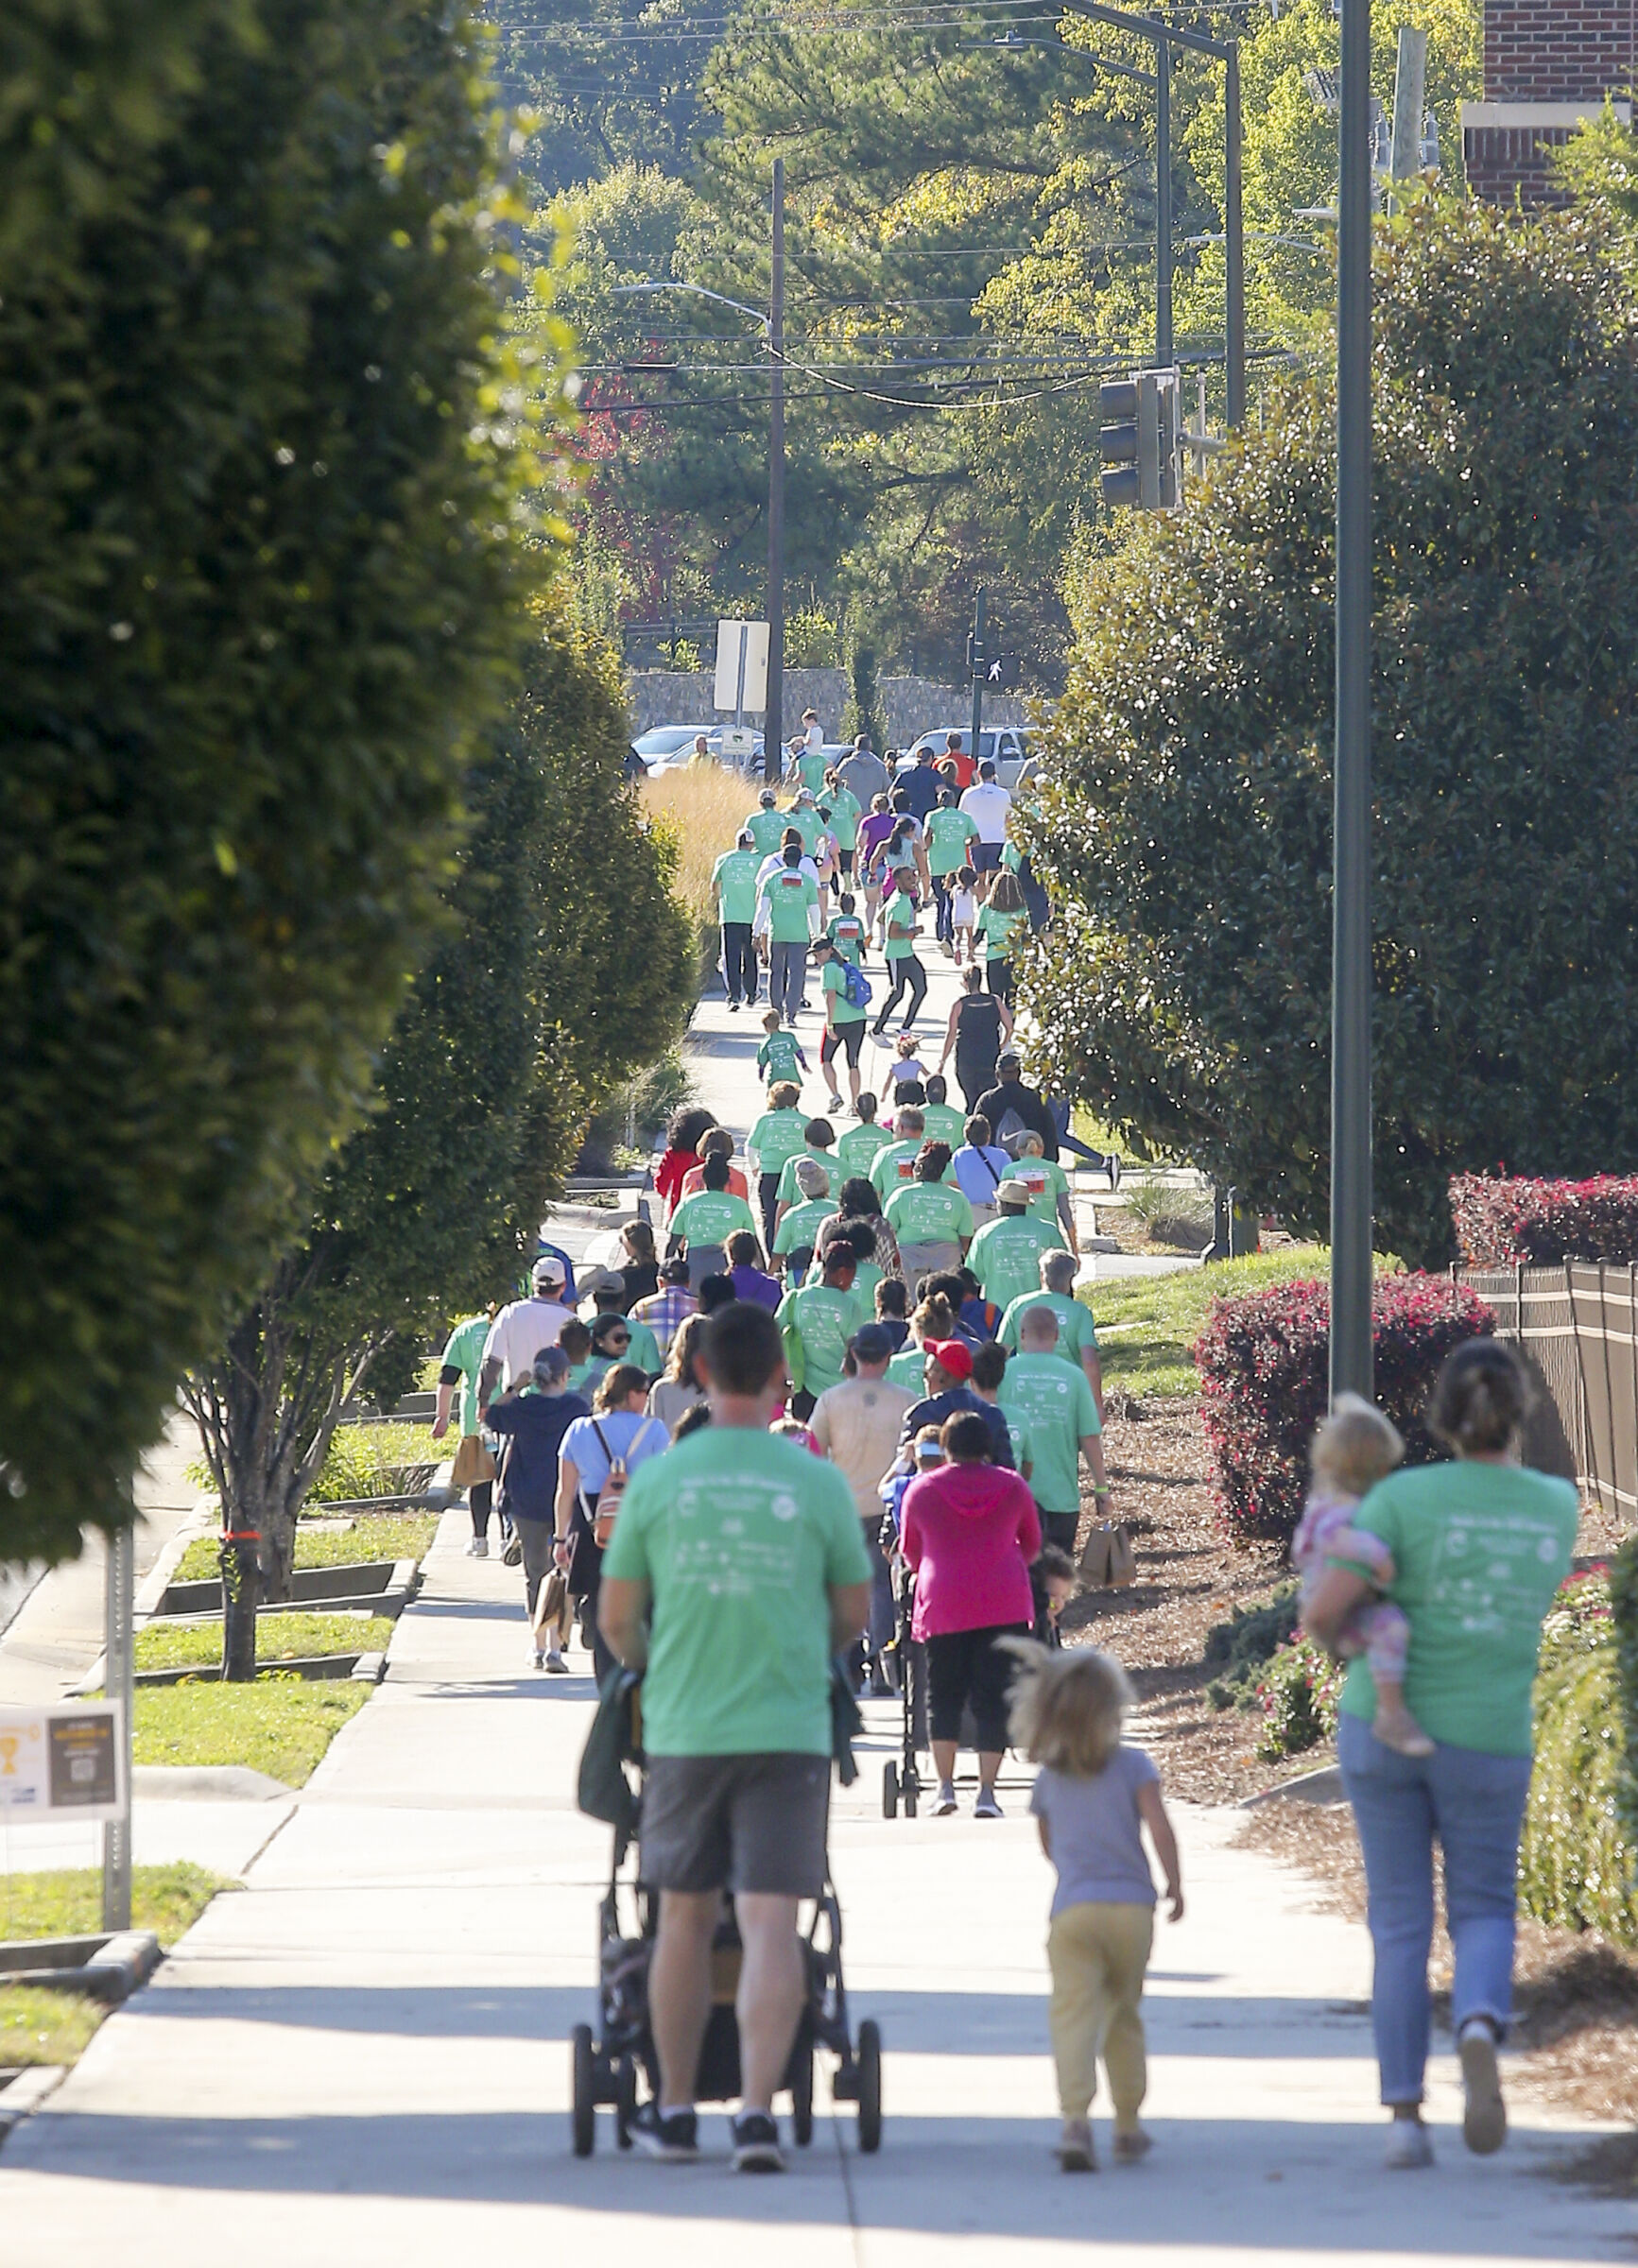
[632,1258,698,1364]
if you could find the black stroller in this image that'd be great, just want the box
[879,1553,1053,1820]
[571,1676,884,2156]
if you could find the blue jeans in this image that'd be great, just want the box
[1337,1711,1532,2105]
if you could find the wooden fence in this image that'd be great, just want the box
[1456,1263,1638,1521]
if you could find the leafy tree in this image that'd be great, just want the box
[0,0,549,1564]
[185,587,695,1636]
[1022,195,1638,1266]
[491,0,712,199]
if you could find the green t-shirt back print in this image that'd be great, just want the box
[601,1427,871,1755]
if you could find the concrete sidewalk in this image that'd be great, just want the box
[0,1503,1628,2265]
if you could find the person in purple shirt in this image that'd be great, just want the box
[725,1228,782,1311]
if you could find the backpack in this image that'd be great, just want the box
[841,960,872,1010]
[586,1418,658,1549]
[995,1107,1029,1156]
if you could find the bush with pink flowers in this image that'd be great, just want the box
[1451,1174,1638,1269]
[1194,1273,1495,1549]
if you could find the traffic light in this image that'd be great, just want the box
[1098,368,1183,511]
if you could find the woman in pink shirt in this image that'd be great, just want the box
[901,1409,1041,1819]
[678,1125,750,1203]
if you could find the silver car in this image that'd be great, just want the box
[900,727,1035,789]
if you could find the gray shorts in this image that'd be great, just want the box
[640,1752,830,1896]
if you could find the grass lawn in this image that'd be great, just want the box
[0,1863,230,2071]
[132,1676,370,1786]
[172,1514,438,1585]
[1082,1246,1334,1399]
[135,1612,394,1675]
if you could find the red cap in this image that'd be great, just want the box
[925,1338,973,1382]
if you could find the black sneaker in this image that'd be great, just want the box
[731,2109,785,2173]
[629,2103,699,2161]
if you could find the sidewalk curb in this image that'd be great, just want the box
[0,1931,162,2003]
[0,2065,68,2142]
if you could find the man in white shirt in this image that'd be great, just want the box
[479,1256,577,1394]
[808,1322,914,1693]
[958,760,1014,875]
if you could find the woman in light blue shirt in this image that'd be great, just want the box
[952,1113,1010,1228]
[551,1366,670,1682]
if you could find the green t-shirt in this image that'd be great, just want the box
[827,911,867,964]
[776,1147,836,1207]
[747,1108,809,1177]
[884,890,920,962]
[712,848,764,926]
[612,1314,663,1376]
[756,1029,806,1088]
[761,868,819,945]
[805,1253,884,1310]
[601,1426,871,1756]
[870,1140,922,1202]
[920,1101,966,1149]
[999,1290,1099,1371]
[836,1121,892,1178]
[795,743,831,794]
[743,806,787,858]
[784,803,826,855]
[567,1359,597,1396]
[969,1213,1067,1310]
[997,1406,1033,1477]
[823,959,866,1027]
[888,1344,928,1392]
[777,1281,866,1399]
[1335,1461,1579,1755]
[926,806,980,877]
[773,1195,838,1257]
[999,1351,1099,1515]
[440,1313,494,1437]
[824,783,862,849]
[999,1154,1072,1229]
[669,1189,759,1250]
[1002,837,1024,874]
[884,1177,974,1247]
[977,904,1026,960]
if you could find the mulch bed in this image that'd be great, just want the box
[1061,1393,1638,2142]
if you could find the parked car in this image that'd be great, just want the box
[631,724,765,775]
[899,727,1035,788]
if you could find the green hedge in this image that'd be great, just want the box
[1519,1552,1637,1947]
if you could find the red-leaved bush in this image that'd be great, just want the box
[1194,1275,1496,1549]
[1450,1175,1638,1268]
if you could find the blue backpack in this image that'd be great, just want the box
[841,960,872,1010]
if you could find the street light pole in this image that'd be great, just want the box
[766,158,786,784]
[1331,0,1374,1401]
[1224,42,1245,427]
[1155,36,1172,369]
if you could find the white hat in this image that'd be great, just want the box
[532,1253,567,1288]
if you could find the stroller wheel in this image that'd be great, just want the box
[615,2055,637,2149]
[571,2024,597,2157]
[881,1760,899,1819]
[791,2041,816,2145]
[902,1778,918,1819]
[856,2019,883,2154]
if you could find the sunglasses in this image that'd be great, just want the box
[606,1332,630,1347]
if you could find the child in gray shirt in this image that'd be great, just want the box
[1009,1641,1183,2172]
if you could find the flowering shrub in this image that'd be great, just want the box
[1194,1275,1495,1549]
[1519,1555,1636,1948]
[1256,1636,1342,1761]
[1450,1175,1638,1268]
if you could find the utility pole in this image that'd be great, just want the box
[1155,36,1172,369]
[765,157,785,783]
[1224,41,1245,427]
[1331,0,1373,1402]
[969,589,987,763]
[101,1517,134,1932]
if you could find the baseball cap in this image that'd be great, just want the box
[997,1180,1030,1208]
[576,1264,625,1304]
[852,1322,894,1364]
[926,1337,974,1381]
[811,936,836,956]
[532,1253,567,1288]
[532,1346,571,1384]
[794,1156,829,1196]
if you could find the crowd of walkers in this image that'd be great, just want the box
[430,734,1580,2181]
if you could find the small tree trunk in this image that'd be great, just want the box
[219,1527,262,1682]
[261,1504,298,1606]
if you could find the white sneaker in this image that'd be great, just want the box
[1384,2119,1434,2170]
[464,1538,488,1558]
[543,1651,568,1675]
[530,1649,544,1671]
[934,1785,957,1816]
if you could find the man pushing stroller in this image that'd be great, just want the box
[598,1301,872,2171]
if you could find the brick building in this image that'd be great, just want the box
[1463,2,1636,204]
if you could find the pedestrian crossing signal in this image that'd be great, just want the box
[1098,369,1182,511]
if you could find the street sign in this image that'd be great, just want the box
[0,1701,125,1822]
[713,620,770,713]
[717,726,757,758]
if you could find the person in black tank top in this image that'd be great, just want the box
[940,966,1011,1111]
